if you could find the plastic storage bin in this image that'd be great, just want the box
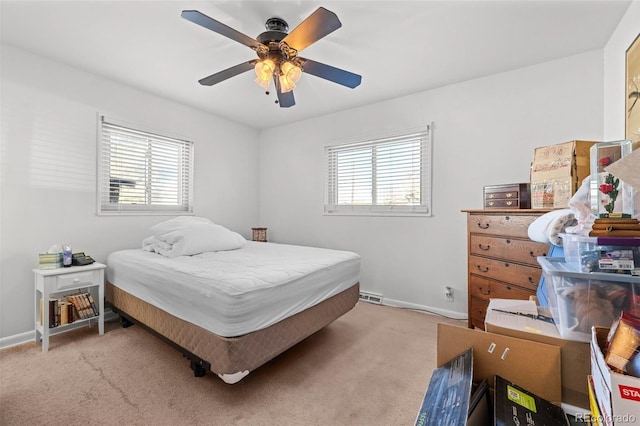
[559,234,640,275]
[538,257,640,342]
[559,233,596,267]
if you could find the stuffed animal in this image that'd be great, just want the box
[562,284,616,333]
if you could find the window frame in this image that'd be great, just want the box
[324,125,432,217]
[96,116,194,216]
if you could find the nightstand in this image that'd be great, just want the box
[33,262,106,352]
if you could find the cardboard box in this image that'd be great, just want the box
[530,140,596,209]
[437,323,562,405]
[590,327,640,426]
[485,298,591,410]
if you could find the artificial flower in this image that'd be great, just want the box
[599,173,619,214]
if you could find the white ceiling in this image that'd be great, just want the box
[0,0,632,130]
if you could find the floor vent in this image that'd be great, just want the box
[359,291,383,305]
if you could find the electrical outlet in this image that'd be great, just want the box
[445,286,454,302]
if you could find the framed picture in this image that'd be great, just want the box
[626,33,640,145]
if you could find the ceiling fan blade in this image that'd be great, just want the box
[282,7,342,52]
[198,61,256,86]
[274,77,295,108]
[299,58,361,89]
[182,10,263,50]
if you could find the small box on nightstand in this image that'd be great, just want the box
[483,183,530,209]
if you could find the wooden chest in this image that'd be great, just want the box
[483,183,531,209]
[463,209,550,330]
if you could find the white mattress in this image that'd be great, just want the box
[106,241,360,337]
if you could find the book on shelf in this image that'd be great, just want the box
[48,298,57,328]
[66,292,98,319]
[67,294,86,319]
[79,293,92,318]
[86,293,99,316]
[40,292,98,328]
[59,300,69,325]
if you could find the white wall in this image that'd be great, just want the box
[604,0,640,143]
[258,50,605,318]
[0,46,260,342]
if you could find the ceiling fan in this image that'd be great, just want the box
[181,7,362,108]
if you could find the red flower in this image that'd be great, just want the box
[599,157,612,167]
[600,183,614,194]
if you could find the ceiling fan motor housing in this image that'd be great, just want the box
[257,17,289,44]
[265,17,288,32]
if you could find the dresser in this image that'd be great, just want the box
[463,209,550,329]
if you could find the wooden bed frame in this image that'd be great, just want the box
[106,281,360,384]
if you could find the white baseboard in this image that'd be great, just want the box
[0,330,35,351]
[380,297,468,320]
[0,308,121,351]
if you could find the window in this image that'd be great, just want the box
[325,126,432,216]
[97,117,194,215]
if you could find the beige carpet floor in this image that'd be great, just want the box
[0,302,465,426]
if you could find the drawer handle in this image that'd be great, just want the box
[505,216,510,221]
[476,265,489,272]
[506,201,513,206]
[506,285,512,291]
[506,192,514,198]
[529,250,536,257]
[478,287,490,295]
[478,244,490,251]
[73,278,79,283]
[503,263,509,267]
[506,239,511,244]
[529,277,536,284]
[477,222,490,229]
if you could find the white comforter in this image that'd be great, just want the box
[142,216,246,257]
[107,241,361,337]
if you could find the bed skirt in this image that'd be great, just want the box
[106,281,359,383]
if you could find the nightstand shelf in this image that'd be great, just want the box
[33,262,106,352]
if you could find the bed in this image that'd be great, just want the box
[105,219,360,384]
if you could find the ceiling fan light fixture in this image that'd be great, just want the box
[254,59,275,90]
[279,61,302,93]
[182,8,362,107]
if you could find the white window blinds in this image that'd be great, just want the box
[325,126,432,216]
[97,117,194,215]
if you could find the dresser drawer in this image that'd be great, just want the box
[470,297,488,330]
[469,275,534,302]
[468,255,542,291]
[467,214,539,238]
[469,235,548,266]
[55,270,100,291]
[485,198,520,209]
